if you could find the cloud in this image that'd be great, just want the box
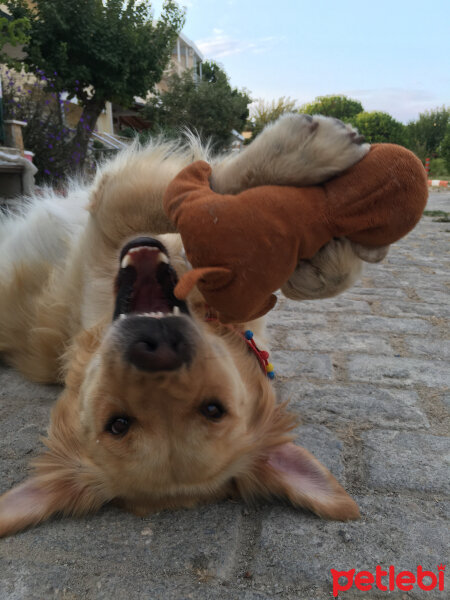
[196,29,280,59]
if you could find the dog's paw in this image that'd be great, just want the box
[350,242,390,263]
[281,238,363,300]
[261,113,370,186]
[211,113,369,194]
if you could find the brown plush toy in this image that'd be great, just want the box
[163,144,428,323]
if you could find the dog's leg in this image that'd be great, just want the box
[211,114,387,300]
[210,114,369,193]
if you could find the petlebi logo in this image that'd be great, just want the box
[330,564,445,596]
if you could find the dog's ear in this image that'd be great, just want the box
[236,442,360,521]
[0,443,108,537]
[0,401,109,537]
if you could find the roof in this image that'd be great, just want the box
[178,31,203,61]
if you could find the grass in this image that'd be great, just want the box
[423,210,450,222]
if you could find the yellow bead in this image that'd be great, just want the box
[266,363,274,372]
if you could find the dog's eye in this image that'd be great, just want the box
[200,401,226,421]
[106,417,130,436]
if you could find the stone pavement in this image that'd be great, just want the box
[0,191,449,600]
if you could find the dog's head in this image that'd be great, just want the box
[0,237,359,536]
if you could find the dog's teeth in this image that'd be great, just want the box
[173,306,180,316]
[158,252,169,264]
[121,254,132,269]
[129,246,158,254]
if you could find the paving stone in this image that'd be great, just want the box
[271,350,333,380]
[284,329,393,354]
[363,430,450,494]
[414,289,450,306]
[337,314,434,335]
[376,299,450,318]
[293,424,345,479]
[267,310,328,329]
[1,502,243,580]
[348,287,409,300]
[348,355,450,388]
[0,561,274,600]
[251,496,448,596]
[276,381,429,429]
[278,296,372,314]
[404,336,450,360]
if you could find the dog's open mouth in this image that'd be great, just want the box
[113,237,189,320]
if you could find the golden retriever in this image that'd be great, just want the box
[0,114,373,537]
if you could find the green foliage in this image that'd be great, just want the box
[438,125,450,172]
[143,61,251,152]
[5,0,184,168]
[405,106,449,158]
[247,97,297,140]
[0,12,30,65]
[428,158,448,179]
[299,95,363,121]
[351,111,406,145]
[6,0,184,106]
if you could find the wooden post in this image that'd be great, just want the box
[4,119,26,155]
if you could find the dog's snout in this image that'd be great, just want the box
[121,316,196,372]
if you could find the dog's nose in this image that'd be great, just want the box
[121,316,196,372]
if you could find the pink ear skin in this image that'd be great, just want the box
[0,472,107,538]
[0,477,60,537]
[238,442,360,521]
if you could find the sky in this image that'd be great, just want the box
[151,0,449,123]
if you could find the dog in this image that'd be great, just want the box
[0,115,373,537]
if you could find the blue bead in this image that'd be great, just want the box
[244,330,253,340]
[268,371,275,380]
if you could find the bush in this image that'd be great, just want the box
[300,95,363,121]
[351,111,406,145]
[428,158,449,179]
[143,61,251,152]
[440,128,450,173]
[1,68,92,183]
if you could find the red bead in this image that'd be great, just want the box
[260,351,269,360]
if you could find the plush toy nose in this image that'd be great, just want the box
[120,316,196,372]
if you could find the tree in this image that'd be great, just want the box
[0,11,30,64]
[351,111,406,145]
[6,0,184,168]
[405,106,449,159]
[299,95,363,121]
[441,126,450,172]
[143,61,251,151]
[246,97,297,139]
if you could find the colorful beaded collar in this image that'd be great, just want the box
[204,307,275,379]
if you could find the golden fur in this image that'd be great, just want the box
[0,116,368,537]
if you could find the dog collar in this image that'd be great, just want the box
[204,306,275,379]
[242,329,275,379]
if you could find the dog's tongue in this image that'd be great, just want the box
[129,249,170,313]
